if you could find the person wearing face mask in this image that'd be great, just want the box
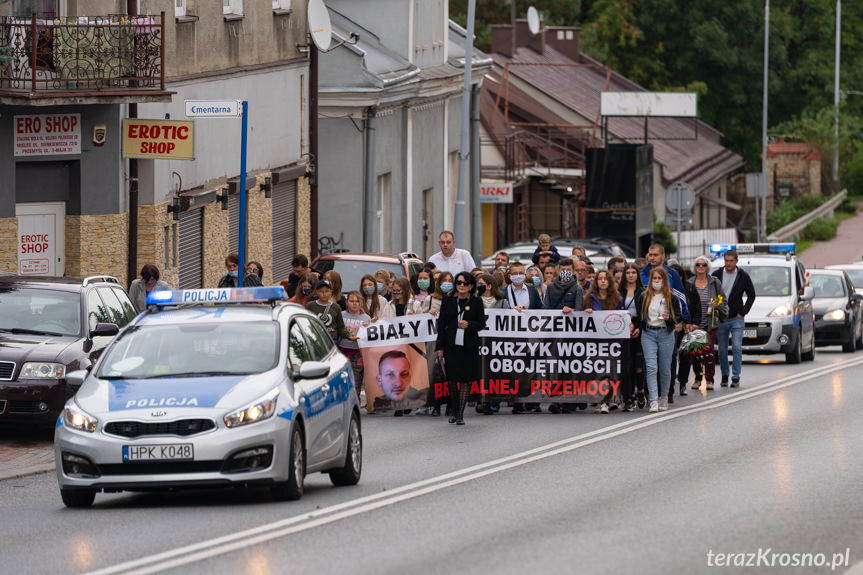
[288,272,318,306]
[475,273,506,415]
[379,277,422,319]
[426,271,454,417]
[412,269,435,308]
[374,269,393,301]
[584,270,625,414]
[634,267,683,413]
[544,258,584,413]
[507,261,544,414]
[359,274,387,320]
[218,253,240,288]
[435,271,487,425]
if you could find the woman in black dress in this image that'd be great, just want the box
[435,271,487,425]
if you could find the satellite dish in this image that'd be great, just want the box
[308,0,333,52]
[527,6,540,36]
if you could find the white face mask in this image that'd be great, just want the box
[652,282,663,291]
[510,274,525,286]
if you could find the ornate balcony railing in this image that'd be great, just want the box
[0,13,165,96]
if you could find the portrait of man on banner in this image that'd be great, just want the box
[362,344,430,412]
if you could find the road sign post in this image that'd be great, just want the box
[184,99,248,286]
[665,182,695,255]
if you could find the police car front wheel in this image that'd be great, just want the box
[329,412,362,487]
[271,425,305,501]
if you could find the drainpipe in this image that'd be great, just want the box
[126,0,138,288]
[470,84,482,261]
[363,106,377,252]
[310,37,319,258]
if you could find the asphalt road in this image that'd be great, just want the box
[2,349,863,575]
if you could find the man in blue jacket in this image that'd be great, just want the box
[641,243,690,403]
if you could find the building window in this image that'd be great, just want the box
[12,0,58,17]
[223,0,243,16]
[272,0,291,9]
[175,0,186,18]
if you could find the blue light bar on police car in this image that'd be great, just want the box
[709,243,795,255]
[145,286,287,306]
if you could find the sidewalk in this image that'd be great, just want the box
[0,430,55,481]
[799,203,863,268]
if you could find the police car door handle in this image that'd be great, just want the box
[340,371,349,381]
[321,383,331,393]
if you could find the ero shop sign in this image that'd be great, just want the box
[14,114,81,156]
[122,119,194,160]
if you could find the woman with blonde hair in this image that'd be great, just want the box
[635,267,683,413]
[380,277,422,318]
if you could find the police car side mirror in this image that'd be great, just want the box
[801,286,814,301]
[65,369,88,390]
[852,293,863,302]
[90,323,119,338]
[296,361,330,380]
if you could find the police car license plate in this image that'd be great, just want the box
[123,444,194,461]
[743,329,757,339]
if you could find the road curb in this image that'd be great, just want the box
[0,462,55,481]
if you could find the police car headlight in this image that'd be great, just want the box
[224,390,278,428]
[63,405,98,432]
[20,362,66,379]
[768,305,793,317]
[824,309,846,321]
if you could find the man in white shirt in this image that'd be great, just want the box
[427,230,476,276]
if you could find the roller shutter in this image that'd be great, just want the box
[271,179,297,283]
[178,208,203,289]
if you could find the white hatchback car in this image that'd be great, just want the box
[55,287,362,507]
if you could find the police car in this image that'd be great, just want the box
[710,243,816,363]
[54,287,362,507]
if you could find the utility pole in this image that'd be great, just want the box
[760,0,770,242]
[834,0,841,190]
[454,0,476,249]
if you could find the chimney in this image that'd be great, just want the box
[490,24,514,58]
[546,26,581,61]
[490,20,547,58]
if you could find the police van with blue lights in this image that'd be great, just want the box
[709,243,816,363]
[54,287,362,508]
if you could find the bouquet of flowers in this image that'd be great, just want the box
[680,328,711,357]
[710,294,727,324]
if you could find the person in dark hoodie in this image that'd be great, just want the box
[544,257,584,413]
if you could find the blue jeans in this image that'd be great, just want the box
[641,327,675,401]
[717,315,744,379]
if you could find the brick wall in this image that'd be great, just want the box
[248,176,274,285]
[137,202,180,288]
[297,176,311,257]
[66,213,129,285]
[0,217,17,273]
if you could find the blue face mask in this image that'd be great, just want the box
[417,279,430,290]
[441,282,453,293]
[228,270,238,278]
[532,276,541,286]
[377,282,384,292]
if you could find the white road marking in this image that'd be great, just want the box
[85,355,863,575]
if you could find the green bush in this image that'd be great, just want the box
[802,217,838,241]
[653,220,677,255]
[837,197,857,215]
[767,195,828,234]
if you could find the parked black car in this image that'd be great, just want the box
[0,276,137,426]
[807,270,863,353]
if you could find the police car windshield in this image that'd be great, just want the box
[97,322,278,379]
[748,266,791,297]
[0,288,81,336]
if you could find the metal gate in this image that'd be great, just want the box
[178,208,203,289]
[271,179,297,283]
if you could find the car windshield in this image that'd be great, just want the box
[97,321,279,379]
[841,269,863,288]
[747,266,791,297]
[0,288,81,336]
[810,275,846,298]
[313,260,404,292]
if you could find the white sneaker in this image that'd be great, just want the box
[648,400,659,413]
[599,402,609,414]
[658,397,668,411]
